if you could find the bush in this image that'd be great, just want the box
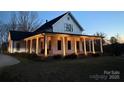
[103,43,124,56]
[91,53,101,57]
[77,54,87,58]
[9,53,41,61]
[64,53,77,59]
[53,54,63,59]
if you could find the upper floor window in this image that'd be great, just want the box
[67,17,70,20]
[64,23,73,32]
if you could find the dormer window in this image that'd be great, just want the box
[67,17,70,20]
[64,23,73,32]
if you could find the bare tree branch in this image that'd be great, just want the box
[9,12,17,31]
[9,11,42,32]
[0,21,9,53]
[94,32,106,38]
[17,11,41,32]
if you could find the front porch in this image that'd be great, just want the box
[24,33,103,57]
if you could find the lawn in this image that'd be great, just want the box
[0,55,124,82]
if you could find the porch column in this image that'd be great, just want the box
[30,39,32,54]
[62,36,66,56]
[83,38,87,55]
[79,38,83,52]
[25,40,28,53]
[44,34,48,57]
[74,38,77,55]
[10,40,13,53]
[100,38,103,53]
[92,39,95,54]
[89,40,92,53]
[8,41,11,53]
[8,40,10,53]
[36,37,39,55]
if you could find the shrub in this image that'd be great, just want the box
[53,54,63,59]
[91,53,101,57]
[77,54,87,58]
[9,53,41,61]
[103,43,124,56]
[64,53,77,59]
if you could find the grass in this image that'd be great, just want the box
[0,55,124,82]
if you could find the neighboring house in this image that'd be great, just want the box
[103,39,111,45]
[8,12,103,57]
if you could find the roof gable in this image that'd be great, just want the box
[52,12,84,35]
[68,12,84,31]
[35,12,84,34]
[35,12,68,33]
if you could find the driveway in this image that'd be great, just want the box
[0,54,20,67]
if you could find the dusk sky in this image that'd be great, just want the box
[0,11,124,40]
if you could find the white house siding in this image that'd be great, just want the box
[12,41,26,53]
[52,14,83,35]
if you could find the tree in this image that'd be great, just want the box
[94,32,106,45]
[10,12,17,31]
[110,36,118,44]
[115,33,121,43]
[94,32,106,38]
[9,11,41,32]
[0,21,9,53]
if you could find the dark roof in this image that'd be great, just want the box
[10,31,34,41]
[35,12,84,34]
[35,12,68,33]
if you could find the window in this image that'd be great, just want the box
[16,42,20,51]
[64,23,73,32]
[67,17,70,20]
[76,41,80,50]
[68,41,71,50]
[57,40,61,50]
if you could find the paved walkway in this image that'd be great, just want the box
[0,54,20,67]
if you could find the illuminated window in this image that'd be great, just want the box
[64,23,73,32]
